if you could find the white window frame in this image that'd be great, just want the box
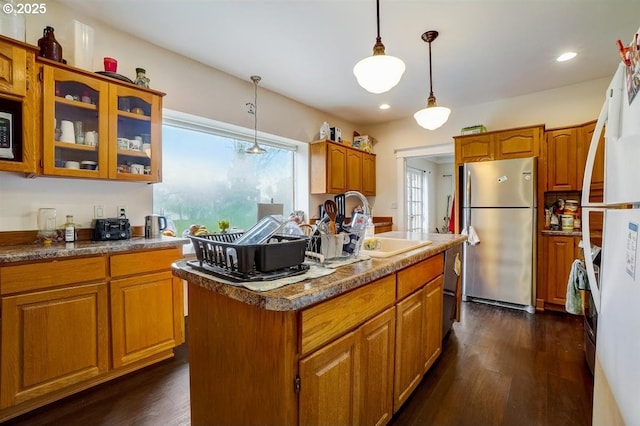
[161,109,309,213]
[406,166,426,232]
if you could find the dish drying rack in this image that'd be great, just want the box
[188,232,309,282]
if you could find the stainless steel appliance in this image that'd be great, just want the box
[145,214,167,238]
[93,218,131,241]
[462,157,536,313]
[443,243,461,337]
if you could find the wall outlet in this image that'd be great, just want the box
[94,205,105,218]
[117,205,127,218]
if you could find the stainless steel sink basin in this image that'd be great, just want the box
[360,237,432,258]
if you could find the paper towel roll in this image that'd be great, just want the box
[73,20,94,70]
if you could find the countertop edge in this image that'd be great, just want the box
[173,233,466,312]
[0,237,189,264]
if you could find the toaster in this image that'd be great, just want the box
[93,218,131,241]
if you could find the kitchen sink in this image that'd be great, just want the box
[360,237,432,258]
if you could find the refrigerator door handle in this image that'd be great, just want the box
[465,169,472,228]
[581,101,608,209]
[581,206,604,313]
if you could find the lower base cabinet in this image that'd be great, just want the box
[299,307,396,426]
[0,247,184,421]
[0,282,109,409]
[541,235,581,309]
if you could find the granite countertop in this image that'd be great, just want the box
[0,236,189,264]
[541,229,583,237]
[172,232,466,312]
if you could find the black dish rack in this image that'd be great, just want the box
[188,232,309,282]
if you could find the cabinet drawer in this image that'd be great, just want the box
[110,247,182,278]
[397,254,444,300]
[0,256,106,295]
[301,274,395,355]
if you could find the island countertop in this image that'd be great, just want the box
[0,236,189,264]
[172,232,466,311]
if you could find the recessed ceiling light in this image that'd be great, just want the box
[557,52,577,62]
[379,103,390,110]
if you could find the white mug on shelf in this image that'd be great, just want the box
[129,138,142,151]
[84,131,97,146]
[131,163,144,174]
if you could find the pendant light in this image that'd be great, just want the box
[353,0,405,94]
[414,30,451,130]
[246,75,266,154]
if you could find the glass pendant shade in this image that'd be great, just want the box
[353,52,405,94]
[353,0,405,94]
[414,104,451,130]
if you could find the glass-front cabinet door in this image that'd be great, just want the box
[42,65,109,178]
[109,85,161,182]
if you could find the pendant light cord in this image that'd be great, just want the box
[428,40,434,98]
[254,78,258,143]
[375,0,381,42]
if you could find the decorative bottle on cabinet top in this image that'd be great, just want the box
[134,68,150,88]
[38,26,63,62]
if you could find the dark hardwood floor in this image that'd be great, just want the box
[3,301,592,426]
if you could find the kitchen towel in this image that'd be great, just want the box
[461,225,480,245]
[566,259,589,315]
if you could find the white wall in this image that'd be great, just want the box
[0,0,360,231]
[365,77,610,226]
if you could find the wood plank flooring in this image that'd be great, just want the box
[3,301,592,426]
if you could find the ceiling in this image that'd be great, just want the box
[59,0,640,126]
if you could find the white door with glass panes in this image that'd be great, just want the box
[406,167,427,232]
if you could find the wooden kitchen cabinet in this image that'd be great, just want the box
[0,247,184,421]
[546,120,603,193]
[423,275,443,372]
[310,139,376,195]
[299,329,360,425]
[41,64,110,178]
[110,247,185,368]
[394,254,444,411]
[346,148,363,193]
[362,151,376,195]
[108,84,162,182]
[0,256,109,410]
[360,307,395,426]
[577,120,605,201]
[394,287,425,410]
[546,127,578,191]
[454,125,543,165]
[544,235,578,307]
[0,36,38,174]
[39,60,164,182]
[300,305,395,426]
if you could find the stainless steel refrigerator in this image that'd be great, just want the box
[462,157,536,313]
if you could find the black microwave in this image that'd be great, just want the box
[0,111,13,160]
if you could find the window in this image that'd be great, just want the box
[153,111,301,236]
[406,166,426,232]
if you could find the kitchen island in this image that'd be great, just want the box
[0,236,188,422]
[172,232,465,425]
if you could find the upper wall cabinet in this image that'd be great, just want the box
[0,36,38,175]
[454,125,543,165]
[310,140,376,195]
[545,120,603,194]
[39,60,165,182]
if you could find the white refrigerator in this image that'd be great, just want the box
[582,30,640,424]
